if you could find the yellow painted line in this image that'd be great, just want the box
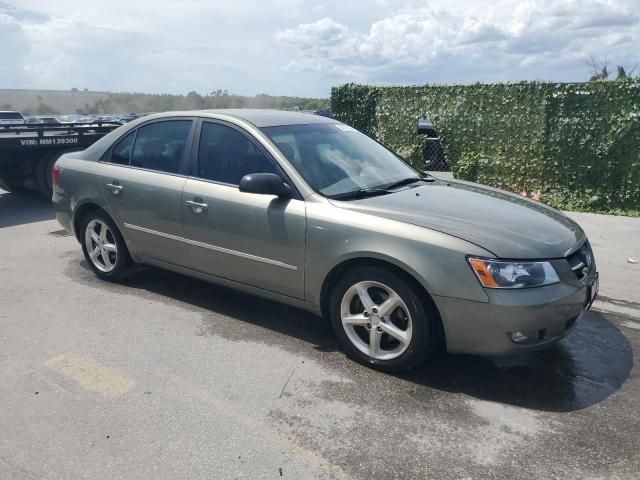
[44,354,135,397]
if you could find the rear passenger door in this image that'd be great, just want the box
[180,120,307,299]
[98,118,195,266]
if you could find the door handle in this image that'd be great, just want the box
[185,200,208,214]
[106,183,123,195]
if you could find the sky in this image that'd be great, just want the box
[1,0,638,98]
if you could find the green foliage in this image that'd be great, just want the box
[331,84,379,134]
[331,81,640,215]
[542,81,640,214]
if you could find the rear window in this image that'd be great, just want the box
[0,112,24,120]
[131,121,192,174]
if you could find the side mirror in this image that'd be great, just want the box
[239,173,292,198]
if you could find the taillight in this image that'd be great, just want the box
[52,164,61,186]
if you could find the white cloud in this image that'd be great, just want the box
[276,0,640,84]
[0,0,638,97]
[0,11,30,85]
[0,0,324,95]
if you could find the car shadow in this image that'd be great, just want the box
[80,261,633,413]
[398,310,633,412]
[82,261,338,350]
[0,190,54,228]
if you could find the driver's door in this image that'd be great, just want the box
[180,120,306,299]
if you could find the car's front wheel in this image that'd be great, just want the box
[329,266,438,372]
[80,210,132,282]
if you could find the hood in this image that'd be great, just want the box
[331,179,585,259]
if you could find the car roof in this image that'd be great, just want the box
[202,109,336,127]
[148,109,336,128]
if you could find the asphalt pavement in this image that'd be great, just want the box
[1,188,639,480]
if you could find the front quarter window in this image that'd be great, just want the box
[109,131,135,165]
[261,123,421,198]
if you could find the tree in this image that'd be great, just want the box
[616,64,637,79]
[617,66,627,79]
[587,56,637,81]
[35,101,59,115]
[184,91,205,110]
[2,89,328,115]
[586,57,609,81]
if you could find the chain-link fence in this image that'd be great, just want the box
[418,117,449,171]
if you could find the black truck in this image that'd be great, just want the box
[0,113,121,197]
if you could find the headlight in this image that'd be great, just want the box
[467,257,560,289]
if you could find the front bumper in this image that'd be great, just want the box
[433,263,598,356]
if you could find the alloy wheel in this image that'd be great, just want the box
[340,281,413,361]
[84,219,118,273]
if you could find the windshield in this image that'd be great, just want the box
[261,123,421,198]
[0,112,24,120]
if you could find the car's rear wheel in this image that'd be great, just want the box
[329,266,437,372]
[80,211,132,282]
[35,151,57,198]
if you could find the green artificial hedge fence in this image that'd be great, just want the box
[331,81,640,215]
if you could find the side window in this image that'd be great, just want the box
[130,120,192,174]
[109,131,135,165]
[197,122,279,185]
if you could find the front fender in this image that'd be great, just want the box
[304,201,491,308]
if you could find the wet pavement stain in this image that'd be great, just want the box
[264,313,634,478]
[398,313,633,412]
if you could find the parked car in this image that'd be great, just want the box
[24,116,61,125]
[313,107,332,118]
[73,116,95,124]
[38,116,61,125]
[95,115,119,124]
[0,111,25,126]
[58,115,82,125]
[116,114,140,124]
[52,110,599,371]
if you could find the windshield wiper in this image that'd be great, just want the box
[329,175,435,201]
[329,187,393,200]
[382,175,433,191]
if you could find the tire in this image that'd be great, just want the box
[0,181,16,193]
[0,152,28,193]
[35,152,56,198]
[80,210,132,282]
[36,150,79,199]
[0,180,29,194]
[329,266,438,372]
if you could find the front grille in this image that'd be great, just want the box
[566,241,594,280]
